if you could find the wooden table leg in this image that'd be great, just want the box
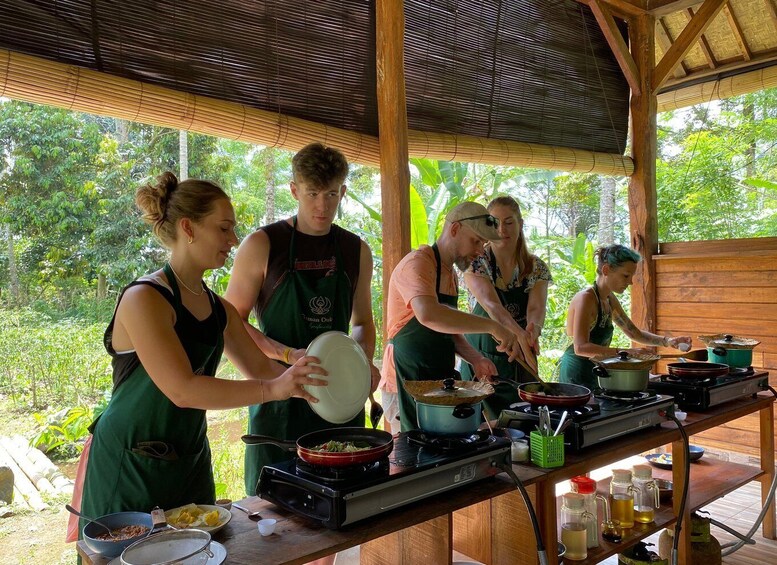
[672,438,691,565]
[361,514,452,565]
[759,404,776,540]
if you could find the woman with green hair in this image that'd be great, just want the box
[559,244,691,390]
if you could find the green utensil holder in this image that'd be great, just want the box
[530,431,565,468]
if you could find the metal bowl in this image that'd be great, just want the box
[82,511,152,558]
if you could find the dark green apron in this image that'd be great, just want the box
[393,244,458,432]
[244,218,362,495]
[559,284,614,390]
[80,264,222,535]
[460,249,531,419]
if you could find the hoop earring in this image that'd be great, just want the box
[188,236,193,244]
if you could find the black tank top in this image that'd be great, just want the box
[255,220,361,319]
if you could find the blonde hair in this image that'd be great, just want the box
[487,196,535,283]
[136,171,230,247]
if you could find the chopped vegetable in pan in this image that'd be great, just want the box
[312,440,371,452]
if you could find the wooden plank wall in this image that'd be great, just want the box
[654,237,777,457]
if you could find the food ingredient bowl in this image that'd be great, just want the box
[656,478,673,502]
[82,511,153,558]
[689,445,705,461]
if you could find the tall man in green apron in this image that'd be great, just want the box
[226,143,381,500]
[379,202,527,433]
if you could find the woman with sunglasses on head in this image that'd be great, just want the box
[559,244,691,391]
[461,196,552,418]
[72,172,326,542]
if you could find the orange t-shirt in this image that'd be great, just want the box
[379,246,458,393]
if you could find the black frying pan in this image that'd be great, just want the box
[666,361,730,380]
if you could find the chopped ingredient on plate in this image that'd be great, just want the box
[166,504,223,528]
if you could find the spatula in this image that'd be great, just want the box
[368,392,384,429]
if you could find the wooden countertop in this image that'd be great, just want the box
[77,392,776,565]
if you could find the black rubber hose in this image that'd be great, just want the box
[499,463,549,565]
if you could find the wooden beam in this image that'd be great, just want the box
[628,13,658,336]
[723,4,751,61]
[686,7,719,69]
[573,0,646,18]
[659,49,777,93]
[589,0,642,95]
[655,17,688,78]
[376,0,412,335]
[652,0,728,92]
[648,1,705,17]
[765,0,777,38]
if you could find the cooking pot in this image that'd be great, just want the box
[699,334,760,369]
[416,401,482,436]
[241,427,393,467]
[591,351,660,392]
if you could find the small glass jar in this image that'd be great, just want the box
[560,493,594,561]
[632,464,660,523]
[610,468,637,528]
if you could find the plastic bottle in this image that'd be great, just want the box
[570,476,607,548]
[610,468,637,528]
[560,493,593,561]
[632,464,660,524]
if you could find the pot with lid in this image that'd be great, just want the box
[403,377,494,436]
[698,334,759,369]
[591,351,660,392]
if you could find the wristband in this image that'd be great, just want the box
[282,347,292,364]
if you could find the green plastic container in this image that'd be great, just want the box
[530,431,564,468]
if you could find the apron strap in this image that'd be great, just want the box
[431,243,443,297]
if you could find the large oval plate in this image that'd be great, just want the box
[164,504,231,534]
[305,331,370,424]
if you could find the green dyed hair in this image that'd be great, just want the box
[595,244,641,274]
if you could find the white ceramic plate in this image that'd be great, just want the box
[164,504,232,534]
[305,331,371,424]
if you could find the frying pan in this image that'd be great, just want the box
[666,361,730,380]
[517,382,592,408]
[241,427,393,467]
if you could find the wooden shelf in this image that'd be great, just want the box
[562,457,765,565]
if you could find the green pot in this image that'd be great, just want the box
[707,346,752,368]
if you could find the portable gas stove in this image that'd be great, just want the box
[256,431,510,529]
[648,368,769,410]
[497,392,674,451]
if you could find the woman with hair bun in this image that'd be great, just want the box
[461,196,552,418]
[559,243,691,390]
[76,172,326,534]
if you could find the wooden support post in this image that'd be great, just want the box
[628,13,658,334]
[376,0,411,335]
[759,402,776,539]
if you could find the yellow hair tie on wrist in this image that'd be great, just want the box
[283,347,292,364]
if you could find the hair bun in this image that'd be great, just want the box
[157,171,179,205]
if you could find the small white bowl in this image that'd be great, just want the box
[675,410,687,421]
[257,518,277,536]
[215,498,232,511]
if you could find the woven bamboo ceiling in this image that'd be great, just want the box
[0,0,775,174]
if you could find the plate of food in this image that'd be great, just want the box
[645,452,673,469]
[164,503,231,534]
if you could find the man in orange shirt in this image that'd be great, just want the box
[380,202,525,432]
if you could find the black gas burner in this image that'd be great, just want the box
[511,401,600,420]
[596,390,653,402]
[727,366,755,377]
[648,370,768,410]
[295,458,389,483]
[405,429,492,451]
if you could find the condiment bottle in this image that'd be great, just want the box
[632,464,660,524]
[610,468,637,528]
[570,476,608,548]
[560,492,593,561]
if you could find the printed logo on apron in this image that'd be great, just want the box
[309,296,332,315]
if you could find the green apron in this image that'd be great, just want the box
[393,244,458,432]
[460,249,531,419]
[80,264,222,535]
[559,284,614,390]
[244,218,362,495]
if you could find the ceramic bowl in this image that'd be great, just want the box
[689,445,705,461]
[257,518,277,536]
[82,511,153,558]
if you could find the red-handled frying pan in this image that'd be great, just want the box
[241,427,393,467]
[667,361,730,380]
[517,382,592,408]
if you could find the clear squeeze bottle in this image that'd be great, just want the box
[610,468,637,528]
[632,464,660,523]
[560,492,594,561]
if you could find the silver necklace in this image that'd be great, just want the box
[168,264,204,296]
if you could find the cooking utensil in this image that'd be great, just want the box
[666,361,730,380]
[65,504,117,539]
[699,333,760,369]
[554,411,568,436]
[79,510,153,558]
[416,400,482,436]
[658,349,707,361]
[120,528,212,565]
[241,427,393,467]
[231,503,262,521]
[517,382,592,407]
[368,392,384,429]
[403,377,494,406]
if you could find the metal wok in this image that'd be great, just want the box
[517,382,592,407]
[666,361,730,380]
[241,427,393,467]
